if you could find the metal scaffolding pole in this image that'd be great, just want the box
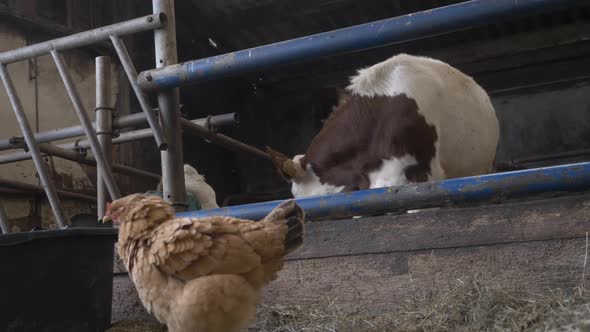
[177,161,590,221]
[51,50,121,201]
[37,143,85,161]
[0,14,165,64]
[108,113,238,147]
[0,10,174,228]
[36,143,161,181]
[137,0,580,91]
[153,0,186,209]
[0,110,238,152]
[0,201,9,234]
[0,113,238,165]
[0,65,67,228]
[0,111,154,151]
[110,35,167,150]
[95,56,114,218]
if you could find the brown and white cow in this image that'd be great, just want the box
[267,53,500,198]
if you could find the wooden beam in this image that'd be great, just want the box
[288,193,590,260]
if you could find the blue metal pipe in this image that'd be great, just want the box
[138,0,578,91]
[176,162,590,221]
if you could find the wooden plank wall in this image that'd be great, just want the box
[111,194,590,322]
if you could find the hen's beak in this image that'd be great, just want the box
[101,215,112,223]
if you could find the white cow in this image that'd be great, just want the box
[267,53,499,198]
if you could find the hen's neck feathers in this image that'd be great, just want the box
[117,199,174,257]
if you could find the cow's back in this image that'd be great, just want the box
[347,54,499,180]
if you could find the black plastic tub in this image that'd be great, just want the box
[0,227,118,332]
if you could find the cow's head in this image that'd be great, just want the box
[266,146,344,198]
[266,146,306,182]
[264,89,359,198]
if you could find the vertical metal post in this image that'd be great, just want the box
[0,201,10,234]
[95,56,114,218]
[50,50,121,200]
[0,65,67,228]
[153,0,186,210]
[109,35,168,150]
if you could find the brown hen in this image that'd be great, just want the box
[104,193,304,332]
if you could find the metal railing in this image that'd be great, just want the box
[0,111,150,151]
[0,9,171,227]
[0,0,258,230]
[0,10,171,227]
[1,0,588,231]
[178,161,590,221]
[137,0,580,91]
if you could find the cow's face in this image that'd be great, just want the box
[290,155,344,198]
[266,146,344,198]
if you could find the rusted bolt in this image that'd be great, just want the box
[145,74,153,81]
[147,16,154,23]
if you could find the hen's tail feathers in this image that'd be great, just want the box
[285,206,304,254]
[262,199,305,255]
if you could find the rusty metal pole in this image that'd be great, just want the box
[180,119,271,160]
[95,56,115,218]
[152,0,186,210]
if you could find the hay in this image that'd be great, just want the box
[106,320,165,332]
[251,278,590,332]
[107,280,590,332]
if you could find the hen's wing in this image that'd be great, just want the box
[147,216,265,281]
[147,200,304,283]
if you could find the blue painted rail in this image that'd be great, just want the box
[138,0,579,91]
[176,162,590,221]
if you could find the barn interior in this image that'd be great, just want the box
[1,1,590,330]
[2,0,589,208]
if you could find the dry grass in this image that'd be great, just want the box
[107,320,164,332]
[107,279,590,332]
[109,234,590,331]
[251,277,590,332]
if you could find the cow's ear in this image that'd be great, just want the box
[266,146,292,181]
[333,88,351,111]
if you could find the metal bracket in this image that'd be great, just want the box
[8,136,26,149]
[73,140,88,158]
[203,115,217,144]
[93,106,116,112]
